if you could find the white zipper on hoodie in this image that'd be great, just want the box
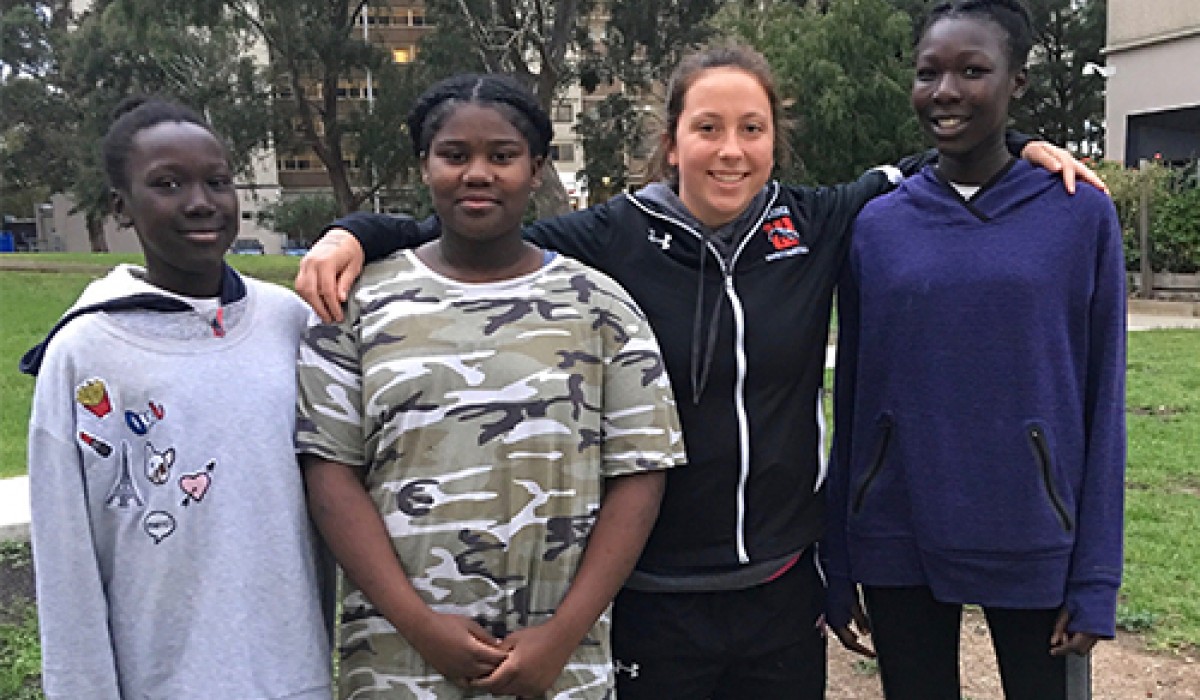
[627,184,780,564]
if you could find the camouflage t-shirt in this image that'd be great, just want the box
[297,251,684,699]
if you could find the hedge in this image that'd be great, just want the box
[1094,159,1200,274]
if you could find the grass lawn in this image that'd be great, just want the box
[1119,329,1200,649]
[1,254,1198,651]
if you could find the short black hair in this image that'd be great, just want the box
[921,0,1035,69]
[406,73,553,160]
[102,96,219,191]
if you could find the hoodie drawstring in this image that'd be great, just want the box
[210,306,226,337]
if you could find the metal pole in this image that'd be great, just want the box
[1066,652,1092,700]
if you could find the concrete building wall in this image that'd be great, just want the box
[1108,0,1200,47]
[1104,0,1200,164]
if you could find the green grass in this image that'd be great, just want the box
[0,271,97,479]
[0,601,41,700]
[1120,330,1200,649]
[0,542,41,699]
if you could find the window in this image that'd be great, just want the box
[552,101,574,123]
[277,157,317,171]
[549,143,576,163]
[410,11,426,26]
[393,47,413,64]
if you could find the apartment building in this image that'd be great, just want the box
[273,0,431,203]
[1103,0,1200,165]
[43,1,608,250]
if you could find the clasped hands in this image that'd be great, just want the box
[409,610,577,698]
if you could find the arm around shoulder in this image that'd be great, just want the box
[296,213,433,323]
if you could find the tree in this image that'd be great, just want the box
[418,0,721,215]
[1,0,272,250]
[575,92,639,202]
[132,0,425,216]
[1,2,76,225]
[721,0,922,185]
[573,0,721,195]
[1010,0,1107,156]
[256,195,341,245]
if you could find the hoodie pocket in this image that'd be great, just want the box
[1027,425,1073,532]
[852,414,894,514]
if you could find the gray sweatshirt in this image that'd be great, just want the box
[28,264,331,700]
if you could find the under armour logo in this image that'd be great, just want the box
[647,230,672,250]
[614,659,640,678]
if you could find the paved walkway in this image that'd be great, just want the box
[4,301,1199,542]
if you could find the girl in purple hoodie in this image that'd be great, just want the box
[825,2,1125,698]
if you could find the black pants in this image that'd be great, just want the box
[612,549,827,699]
[862,585,1066,700]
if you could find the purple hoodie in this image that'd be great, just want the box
[824,160,1126,638]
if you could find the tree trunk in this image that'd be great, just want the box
[532,160,571,218]
[87,213,109,252]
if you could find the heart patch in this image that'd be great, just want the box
[179,472,211,504]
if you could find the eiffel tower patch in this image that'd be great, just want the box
[106,441,145,509]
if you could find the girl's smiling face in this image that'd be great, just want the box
[912,15,1027,184]
[113,121,238,296]
[668,67,775,229]
[421,103,542,245]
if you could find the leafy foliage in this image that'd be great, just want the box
[138,0,424,215]
[1,0,272,249]
[1009,0,1107,156]
[256,195,341,246]
[719,0,922,185]
[1095,159,1200,273]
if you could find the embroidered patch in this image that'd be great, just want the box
[144,510,176,544]
[78,431,113,457]
[105,441,144,509]
[179,460,216,506]
[144,443,175,485]
[75,378,113,418]
[125,401,165,436]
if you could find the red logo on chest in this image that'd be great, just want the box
[763,216,801,251]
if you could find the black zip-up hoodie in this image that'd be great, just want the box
[338,168,897,591]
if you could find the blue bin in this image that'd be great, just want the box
[0,232,15,253]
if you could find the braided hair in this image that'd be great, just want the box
[102,96,219,191]
[921,0,1035,69]
[406,74,553,160]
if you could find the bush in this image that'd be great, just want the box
[1152,186,1200,273]
[1095,159,1200,273]
[256,195,342,247]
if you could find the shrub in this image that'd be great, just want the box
[1096,159,1200,273]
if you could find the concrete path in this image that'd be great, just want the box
[4,301,1199,542]
[0,476,29,541]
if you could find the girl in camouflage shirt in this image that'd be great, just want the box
[296,74,684,699]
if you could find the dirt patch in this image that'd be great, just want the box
[828,608,1200,699]
[1128,405,1186,418]
[0,543,35,624]
[2,545,1198,698]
